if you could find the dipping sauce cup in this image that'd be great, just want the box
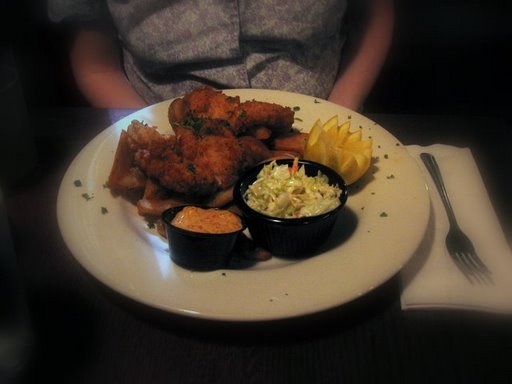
[161,205,246,271]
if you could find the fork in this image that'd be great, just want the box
[420,152,493,285]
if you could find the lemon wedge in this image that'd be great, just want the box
[304,116,373,185]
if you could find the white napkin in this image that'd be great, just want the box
[400,144,512,312]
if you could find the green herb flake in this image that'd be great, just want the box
[386,174,395,179]
[380,212,388,217]
[384,154,389,159]
[294,117,303,122]
[147,222,156,229]
[73,179,82,187]
[101,207,108,215]
[239,110,247,119]
[81,193,93,201]
[292,106,301,111]
[314,99,320,104]
[184,116,203,134]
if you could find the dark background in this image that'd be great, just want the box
[4,0,512,117]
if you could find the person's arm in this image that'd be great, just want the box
[328,0,394,111]
[70,28,147,108]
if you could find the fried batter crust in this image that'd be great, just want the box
[112,88,299,203]
[169,87,295,136]
[126,120,270,196]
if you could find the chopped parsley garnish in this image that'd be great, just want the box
[386,174,395,179]
[380,212,388,217]
[147,222,156,229]
[81,193,93,201]
[314,99,320,104]
[183,116,203,134]
[101,207,108,214]
[384,154,389,159]
[294,117,303,122]
[239,110,247,119]
[73,179,82,187]
[187,163,196,173]
[292,106,301,111]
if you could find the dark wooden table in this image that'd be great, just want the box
[3,108,512,383]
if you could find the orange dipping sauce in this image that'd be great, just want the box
[171,206,243,234]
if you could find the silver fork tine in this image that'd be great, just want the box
[465,252,493,284]
[458,252,493,285]
[452,252,476,284]
[463,252,487,273]
[469,252,492,274]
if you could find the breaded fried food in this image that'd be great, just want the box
[168,87,295,136]
[238,100,295,136]
[271,130,309,157]
[125,121,271,196]
[108,129,147,193]
[109,88,302,222]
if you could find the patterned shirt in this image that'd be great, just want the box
[49,0,349,104]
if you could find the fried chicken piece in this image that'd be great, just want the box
[168,87,295,136]
[126,121,270,196]
[112,87,293,207]
[131,129,239,196]
[182,87,241,126]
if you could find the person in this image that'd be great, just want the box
[48,0,393,111]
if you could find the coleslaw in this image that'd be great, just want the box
[244,160,342,218]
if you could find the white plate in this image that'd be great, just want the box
[57,89,430,321]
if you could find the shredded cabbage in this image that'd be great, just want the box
[244,161,342,218]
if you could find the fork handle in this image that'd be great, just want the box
[420,153,459,227]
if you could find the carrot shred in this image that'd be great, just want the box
[290,157,299,176]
